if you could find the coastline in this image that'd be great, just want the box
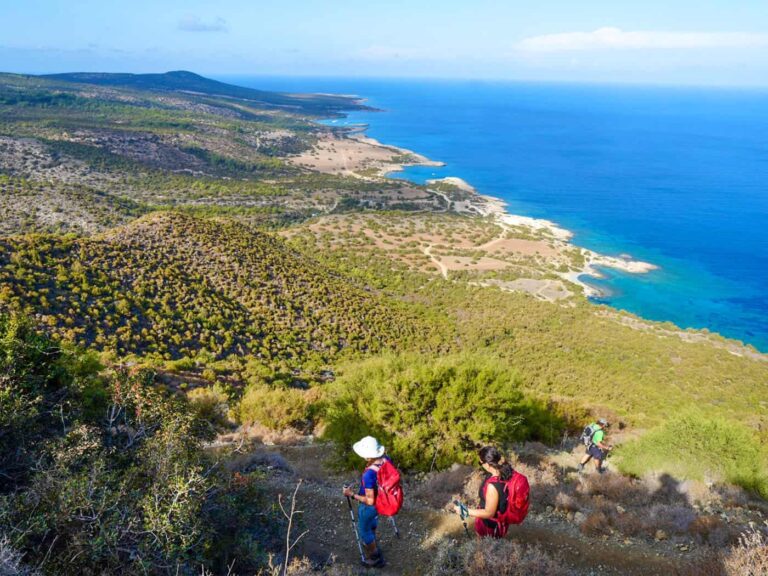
[298,121,659,299]
[421,175,658,299]
[296,110,766,360]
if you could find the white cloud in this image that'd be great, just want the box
[517,27,768,52]
[177,15,228,33]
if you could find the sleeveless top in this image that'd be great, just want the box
[478,474,508,528]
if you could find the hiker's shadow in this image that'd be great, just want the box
[652,473,689,507]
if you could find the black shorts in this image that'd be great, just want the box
[588,445,605,460]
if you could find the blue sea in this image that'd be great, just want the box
[223,76,768,352]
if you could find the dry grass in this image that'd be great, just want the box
[253,556,360,576]
[0,537,39,576]
[643,504,697,536]
[218,423,310,446]
[688,515,735,548]
[225,450,294,474]
[554,492,580,513]
[579,511,611,536]
[612,511,645,537]
[412,464,474,509]
[418,444,765,572]
[516,460,561,508]
[724,524,768,575]
[427,538,572,576]
[678,523,768,576]
[577,471,646,505]
[462,469,487,505]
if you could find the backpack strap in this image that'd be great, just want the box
[363,460,384,494]
[480,475,506,519]
[584,424,598,447]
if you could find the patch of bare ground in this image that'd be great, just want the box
[0,135,102,183]
[482,278,572,302]
[0,178,144,235]
[288,132,442,178]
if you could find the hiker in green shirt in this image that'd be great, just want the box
[578,418,612,473]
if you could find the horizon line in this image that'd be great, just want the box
[5,68,768,92]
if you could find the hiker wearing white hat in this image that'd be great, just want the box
[342,436,388,568]
[352,435,385,459]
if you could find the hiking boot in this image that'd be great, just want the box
[361,555,385,568]
[362,543,385,568]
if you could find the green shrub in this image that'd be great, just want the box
[321,352,563,470]
[165,356,196,372]
[0,314,88,490]
[188,384,230,429]
[0,318,282,574]
[617,410,768,498]
[238,384,311,430]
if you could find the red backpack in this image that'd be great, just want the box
[368,459,404,516]
[483,470,530,537]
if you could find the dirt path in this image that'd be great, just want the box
[422,244,448,280]
[253,444,690,576]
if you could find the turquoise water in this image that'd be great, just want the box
[224,76,768,352]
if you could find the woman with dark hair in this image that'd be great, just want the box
[454,446,529,538]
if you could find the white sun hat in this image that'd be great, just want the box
[352,436,385,459]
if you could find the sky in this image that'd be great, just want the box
[2,0,768,86]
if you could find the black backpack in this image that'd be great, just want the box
[580,424,598,447]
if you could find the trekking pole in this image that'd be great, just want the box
[345,491,365,563]
[453,500,471,538]
[388,516,401,539]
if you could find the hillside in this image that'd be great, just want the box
[0,212,441,368]
[41,70,371,116]
[284,212,768,428]
[0,72,439,235]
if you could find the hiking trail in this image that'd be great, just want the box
[250,444,698,576]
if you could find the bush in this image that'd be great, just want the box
[616,410,768,498]
[164,356,196,372]
[0,314,102,491]
[554,492,580,513]
[322,353,564,470]
[579,511,610,536]
[683,523,768,576]
[188,383,231,429]
[642,504,696,536]
[612,511,644,537]
[688,515,733,547]
[238,384,311,430]
[427,538,570,576]
[577,472,646,506]
[0,319,282,575]
[724,523,768,575]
